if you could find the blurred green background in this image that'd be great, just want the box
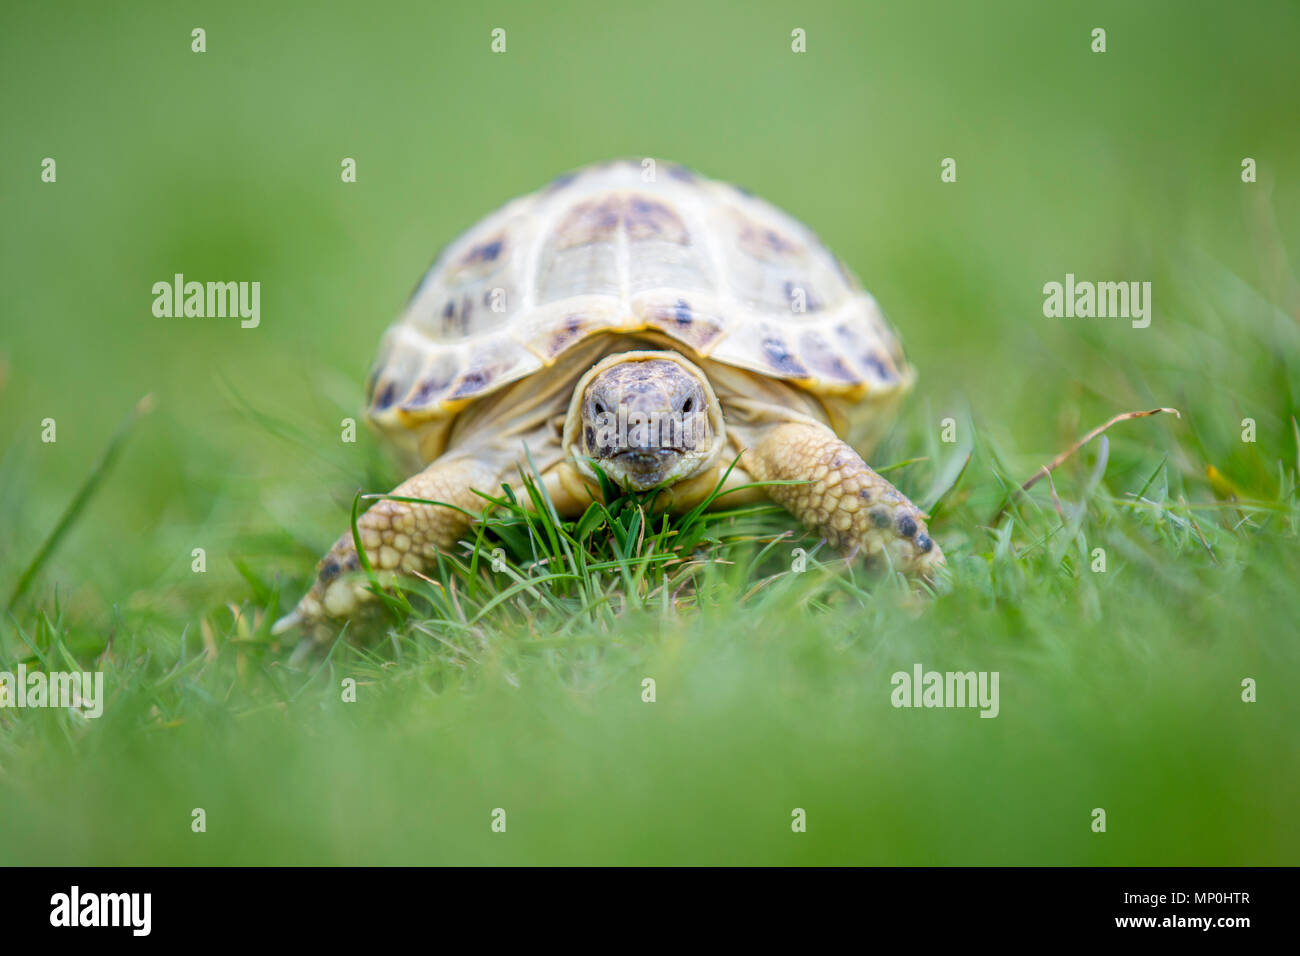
[1,0,1297,864]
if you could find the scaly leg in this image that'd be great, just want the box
[274,455,503,634]
[742,421,943,575]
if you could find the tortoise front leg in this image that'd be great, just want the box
[742,421,943,576]
[273,455,503,634]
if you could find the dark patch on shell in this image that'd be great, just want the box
[799,330,861,384]
[642,301,723,350]
[448,369,492,400]
[625,196,688,243]
[870,508,891,529]
[373,382,397,411]
[826,356,860,381]
[896,513,918,539]
[548,314,588,358]
[557,194,689,248]
[441,296,474,336]
[783,279,822,313]
[672,299,692,326]
[462,238,503,264]
[320,559,341,584]
[765,229,796,254]
[402,371,453,408]
[916,533,934,554]
[556,198,622,249]
[734,211,804,263]
[762,337,809,377]
[668,163,697,182]
[862,352,896,383]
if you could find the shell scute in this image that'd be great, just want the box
[759,329,810,379]
[633,292,727,353]
[799,329,862,384]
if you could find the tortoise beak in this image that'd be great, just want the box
[607,446,681,490]
[616,448,679,467]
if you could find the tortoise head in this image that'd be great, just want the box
[564,350,725,492]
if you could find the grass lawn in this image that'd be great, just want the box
[1,0,1297,864]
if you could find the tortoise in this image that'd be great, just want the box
[274,159,943,634]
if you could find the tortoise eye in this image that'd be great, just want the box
[593,401,606,416]
[682,397,693,413]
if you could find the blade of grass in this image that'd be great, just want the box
[7,394,154,611]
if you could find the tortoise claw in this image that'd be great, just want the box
[270,607,304,636]
[271,592,326,636]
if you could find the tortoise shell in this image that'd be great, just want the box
[366,159,913,437]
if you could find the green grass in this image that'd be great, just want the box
[1,0,1298,864]
[2,364,1297,864]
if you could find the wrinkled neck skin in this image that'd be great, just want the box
[561,349,727,493]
